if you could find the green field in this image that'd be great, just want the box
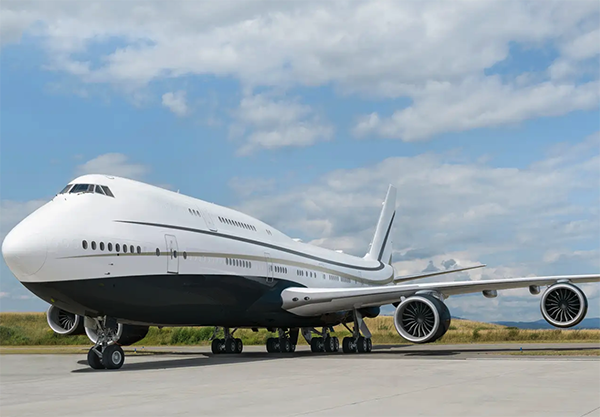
[1,313,599,347]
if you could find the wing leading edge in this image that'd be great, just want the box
[281,274,600,317]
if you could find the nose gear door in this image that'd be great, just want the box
[165,234,179,274]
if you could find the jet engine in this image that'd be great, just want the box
[394,293,451,343]
[540,282,588,328]
[85,320,150,346]
[46,305,85,335]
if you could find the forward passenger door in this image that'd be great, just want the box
[165,234,179,274]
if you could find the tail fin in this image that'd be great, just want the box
[365,185,396,263]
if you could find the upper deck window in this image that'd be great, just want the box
[100,186,114,197]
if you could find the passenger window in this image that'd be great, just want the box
[137,246,141,254]
[173,250,177,258]
[91,241,97,250]
[108,243,113,251]
[123,245,127,253]
[183,252,187,259]
[155,248,160,256]
[116,243,120,252]
[100,242,105,251]
[82,240,88,249]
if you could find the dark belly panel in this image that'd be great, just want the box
[23,274,327,328]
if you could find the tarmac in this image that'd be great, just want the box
[1,343,599,417]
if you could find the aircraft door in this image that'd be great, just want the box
[165,234,179,274]
[200,210,218,232]
[265,252,274,283]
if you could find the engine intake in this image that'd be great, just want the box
[540,282,587,328]
[394,294,451,343]
[46,306,85,335]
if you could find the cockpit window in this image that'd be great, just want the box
[101,186,114,197]
[66,183,115,197]
[70,184,94,194]
[58,184,73,194]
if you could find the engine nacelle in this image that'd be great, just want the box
[393,294,451,343]
[540,282,588,328]
[46,305,85,335]
[84,318,149,346]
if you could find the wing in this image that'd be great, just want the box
[281,274,600,316]
[393,264,486,283]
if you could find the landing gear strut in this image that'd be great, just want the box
[86,316,125,370]
[341,309,373,354]
[210,327,243,354]
[266,328,298,353]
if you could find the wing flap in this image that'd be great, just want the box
[281,274,600,317]
[393,264,486,283]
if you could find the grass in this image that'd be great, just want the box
[1,313,599,347]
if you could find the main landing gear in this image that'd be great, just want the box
[266,328,298,353]
[304,309,373,354]
[211,327,244,354]
[86,316,125,370]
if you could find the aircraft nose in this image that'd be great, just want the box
[2,225,47,277]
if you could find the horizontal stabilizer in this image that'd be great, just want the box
[393,264,486,284]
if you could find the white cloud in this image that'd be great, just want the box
[233,93,333,155]
[3,1,597,141]
[0,292,10,299]
[75,153,149,179]
[162,90,189,116]
[353,77,599,141]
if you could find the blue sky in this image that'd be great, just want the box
[1,1,599,321]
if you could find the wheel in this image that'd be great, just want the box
[290,343,296,353]
[102,344,125,369]
[333,337,339,352]
[87,347,104,369]
[211,338,223,354]
[357,337,368,353]
[280,338,291,353]
[342,337,355,353]
[235,338,243,354]
[225,338,236,353]
[324,337,336,352]
[310,337,322,353]
[266,337,276,353]
[366,338,372,353]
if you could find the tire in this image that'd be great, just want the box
[310,337,322,353]
[225,338,236,353]
[333,337,339,352]
[366,338,373,353]
[357,337,367,353]
[280,338,291,353]
[266,337,276,353]
[324,337,335,352]
[235,338,243,354]
[102,344,125,369]
[211,338,222,354]
[87,347,104,370]
[342,337,354,353]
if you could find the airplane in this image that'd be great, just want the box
[2,174,599,370]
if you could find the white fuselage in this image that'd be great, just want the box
[3,174,393,327]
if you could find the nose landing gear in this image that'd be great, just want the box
[86,316,125,370]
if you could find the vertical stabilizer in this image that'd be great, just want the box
[365,185,396,262]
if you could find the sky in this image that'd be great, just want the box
[0,0,599,322]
